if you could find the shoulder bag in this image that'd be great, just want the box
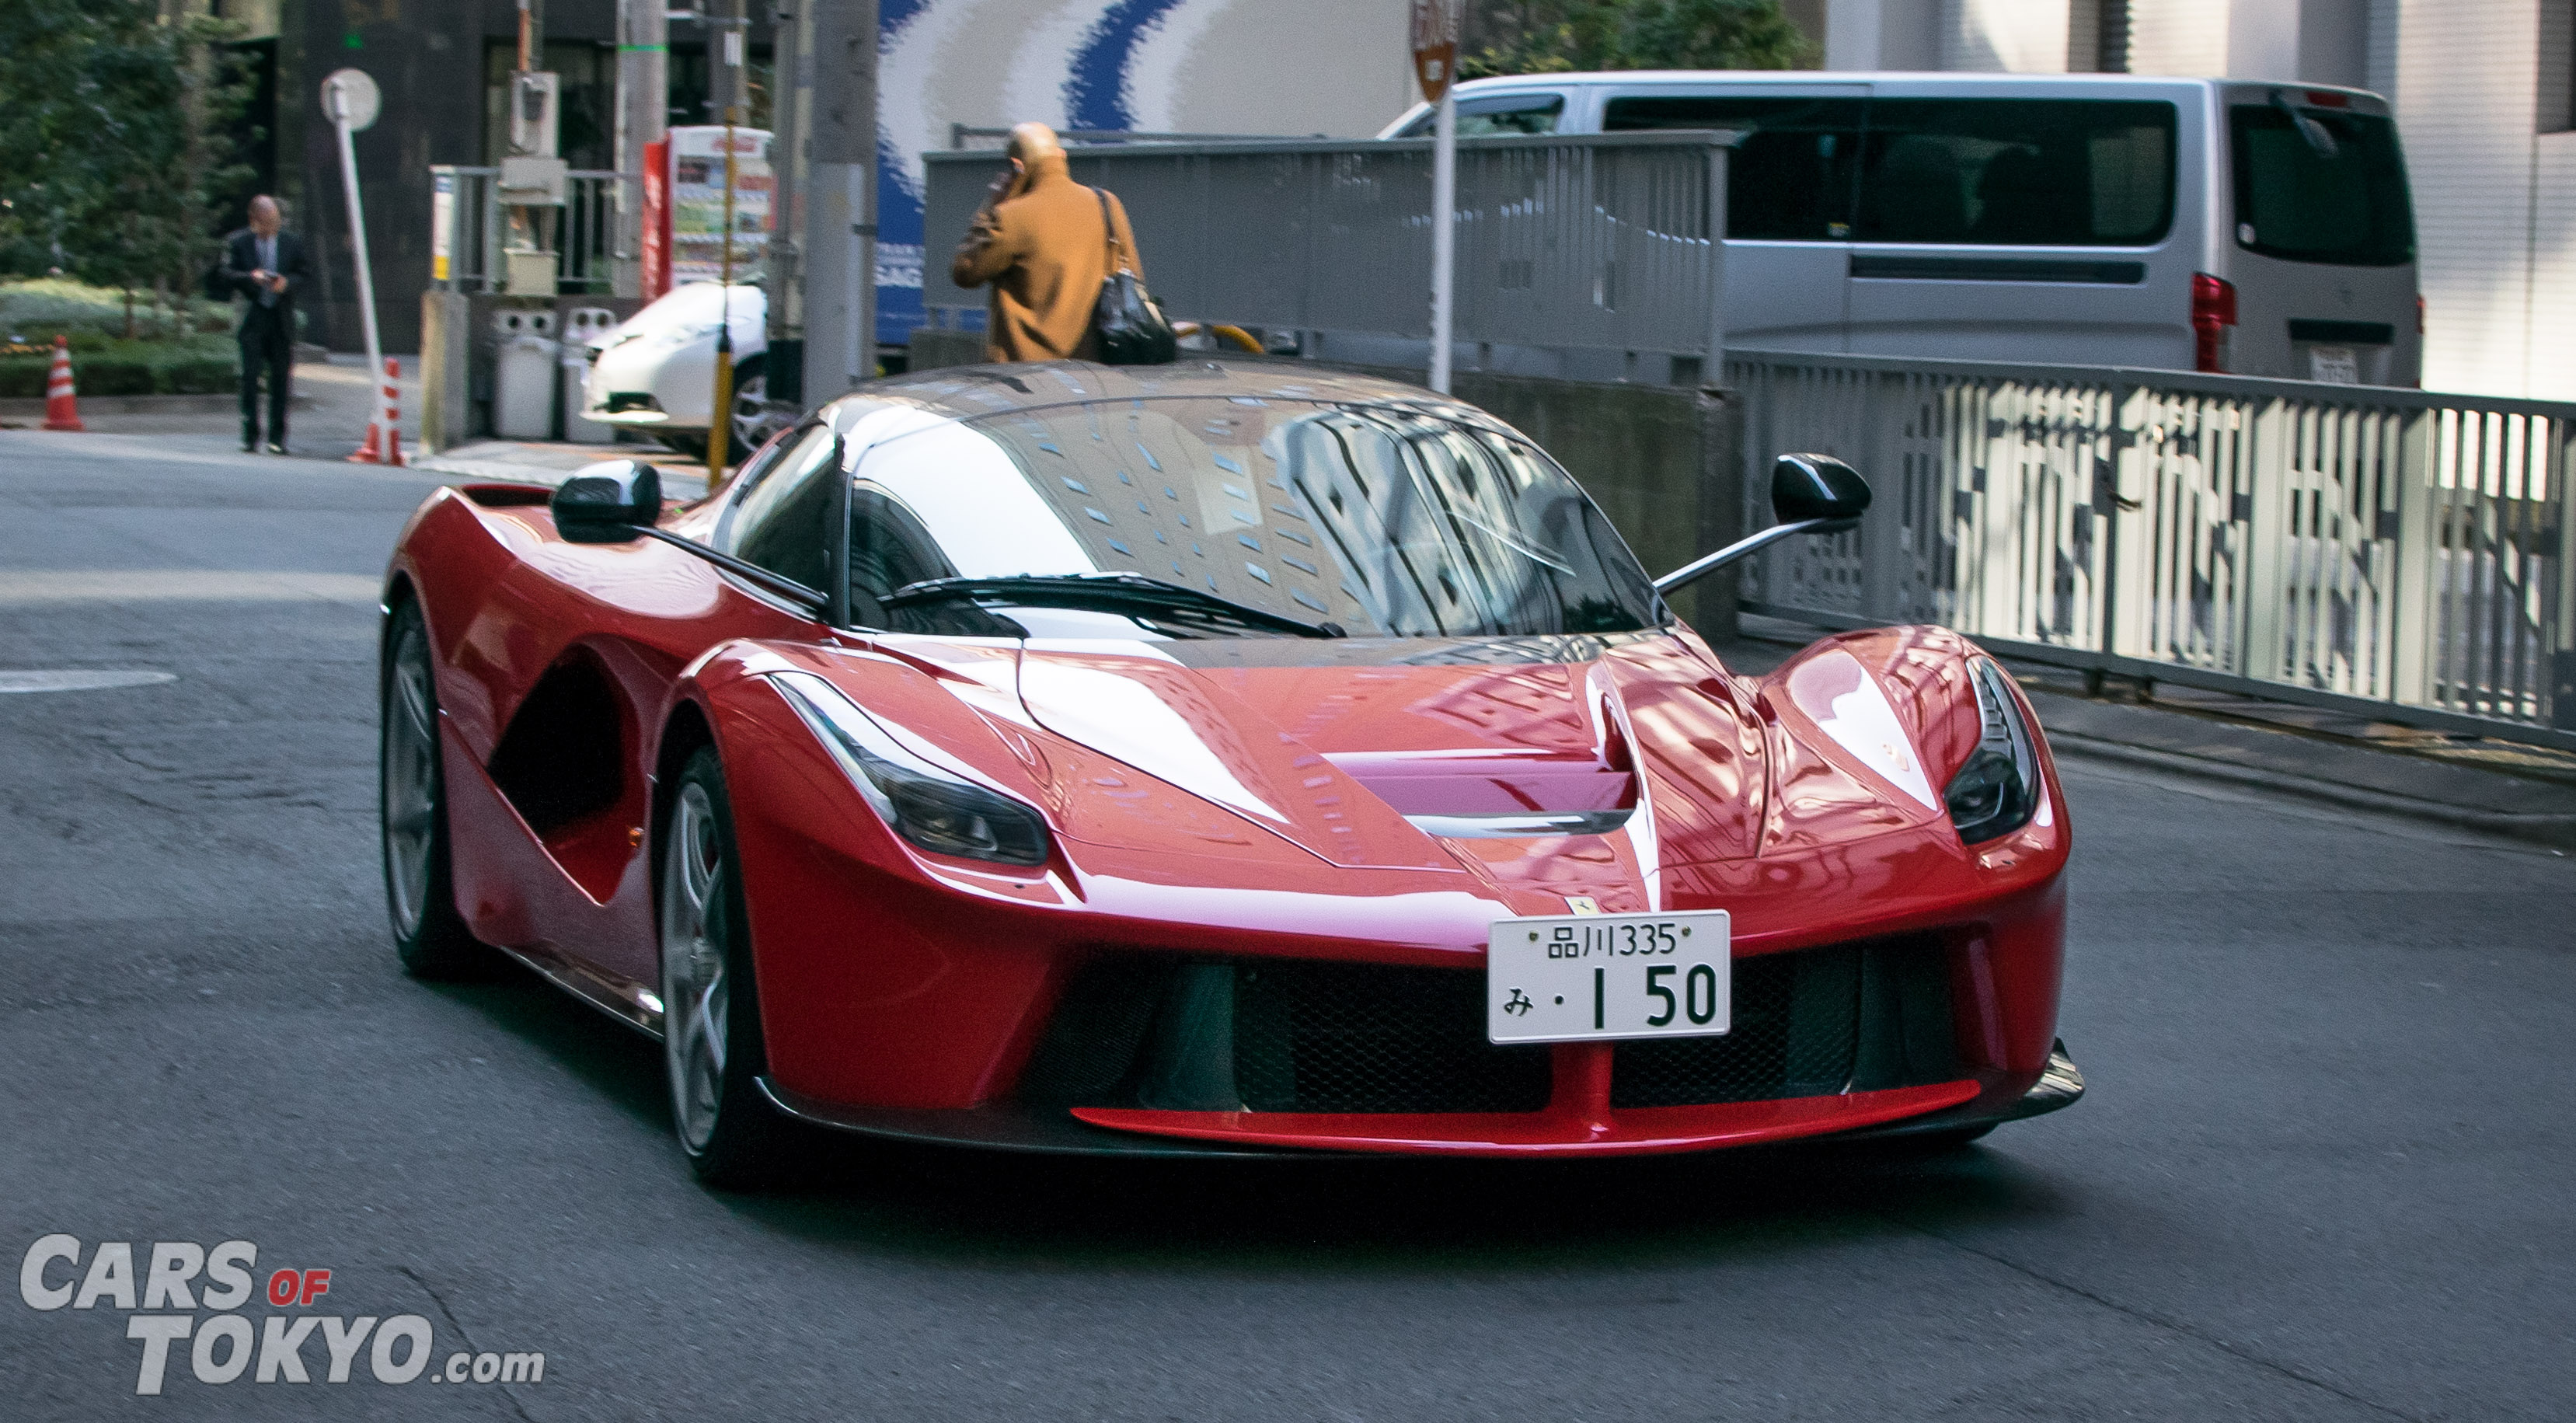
[1090,188,1176,366]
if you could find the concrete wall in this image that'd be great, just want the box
[905,333,1748,638]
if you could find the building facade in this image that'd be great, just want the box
[1817,0,2576,401]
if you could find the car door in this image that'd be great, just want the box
[1599,85,1867,354]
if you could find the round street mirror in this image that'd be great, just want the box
[320,68,381,132]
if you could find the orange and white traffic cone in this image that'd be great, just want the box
[40,336,83,432]
[349,357,405,466]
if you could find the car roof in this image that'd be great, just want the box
[1448,70,2232,89]
[828,359,1508,432]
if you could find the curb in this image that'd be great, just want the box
[2048,731,2576,852]
[0,392,317,417]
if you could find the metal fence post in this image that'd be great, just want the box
[1703,139,1727,380]
[2553,415,2576,728]
[2388,406,2436,708]
[2239,396,2293,682]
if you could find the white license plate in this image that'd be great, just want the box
[1487,910,1731,1044]
[2308,344,2360,384]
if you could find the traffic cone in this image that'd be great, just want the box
[349,357,405,466]
[40,337,83,432]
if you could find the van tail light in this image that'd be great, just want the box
[2417,295,2426,334]
[2191,273,2237,373]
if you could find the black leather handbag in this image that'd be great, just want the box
[1091,188,1176,365]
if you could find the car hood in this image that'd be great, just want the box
[977,630,1936,909]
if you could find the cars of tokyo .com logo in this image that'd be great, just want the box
[18,1235,545,1396]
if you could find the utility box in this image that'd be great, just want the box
[560,307,622,444]
[504,249,560,297]
[492,308,560,440]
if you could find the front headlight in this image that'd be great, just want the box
[770,671,1052,867]
[1943,658,2040,845]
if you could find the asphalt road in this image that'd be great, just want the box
[3,427,2571,1421]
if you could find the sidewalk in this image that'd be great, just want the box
[1724,614,2576,852]
[412,438,709,499]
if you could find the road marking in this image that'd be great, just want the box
[0,670,177,693]
[0,571,380,605]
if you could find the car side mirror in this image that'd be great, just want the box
[1654,452,1873,596]
[550,459,662,543]
[1771,453,1870,529]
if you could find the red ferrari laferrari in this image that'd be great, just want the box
[379,360,2080,1184]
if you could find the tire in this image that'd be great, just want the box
[659,746,794,1188]
[380,598,490,978]
[725,356,786,463]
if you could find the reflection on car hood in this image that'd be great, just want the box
[994,630,1895,911]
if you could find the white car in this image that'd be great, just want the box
[581,283,779,458]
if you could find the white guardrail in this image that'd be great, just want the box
[1729,352,2576,749]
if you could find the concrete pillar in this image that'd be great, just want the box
[1827,0,1943,69]
[805,0,880,396]
[613,0,668,300]
[1941,0,2072,72]
[420,290,473,453]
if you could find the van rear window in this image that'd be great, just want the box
[2229,105,2414,267]
[1853,99,2177,246]
[1604,96,1865,241]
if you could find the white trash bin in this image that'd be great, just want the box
[560,307,621,444]
[492,309,559,441]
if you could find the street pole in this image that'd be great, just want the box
[1429,86,1456,395]
[706,0,747,477]
[612,0,668,300]
[807,0,879,398]
[1411,0,1460,394]
[325,76,384,430]
[764,0,807,411]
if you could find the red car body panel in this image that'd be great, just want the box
[383,369,2075,1159]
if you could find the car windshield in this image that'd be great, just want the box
[2229,104,2414,267]
[849,397,1664,640]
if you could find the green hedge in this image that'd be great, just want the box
[0,339,237,398]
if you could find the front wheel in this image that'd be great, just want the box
[380,598,490,978]
[660,747,793,1187]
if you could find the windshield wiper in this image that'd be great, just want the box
[884,573,1344,639]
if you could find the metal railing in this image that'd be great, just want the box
[427,166,630,295]
[922,132,1733,382]
[1730,351,2576,748]
[946,125,1316,149]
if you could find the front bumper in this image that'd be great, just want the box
[755,1047,2079,1159]
[753,924,2083,1160]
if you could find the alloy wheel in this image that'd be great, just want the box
[382,621,439,940]
[661,781,730,1153]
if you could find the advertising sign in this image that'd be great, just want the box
[641,138,670,298]
[430,171,453,284]
[667,125,774,287]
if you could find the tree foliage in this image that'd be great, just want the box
[0,1,256,330]
[1461,0,1816,80]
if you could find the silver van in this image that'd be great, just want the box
[1382,73,2421,386]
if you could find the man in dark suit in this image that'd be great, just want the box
[219,196,313,455]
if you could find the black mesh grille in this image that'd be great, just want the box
[1019,935,1956,1118]
[1235,962,1552,1114]
[1611,936,1958,1109]
[1611,947,1860,1108]
[1016,959,1167,1107]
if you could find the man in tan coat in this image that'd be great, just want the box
[950,123,1142,362]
